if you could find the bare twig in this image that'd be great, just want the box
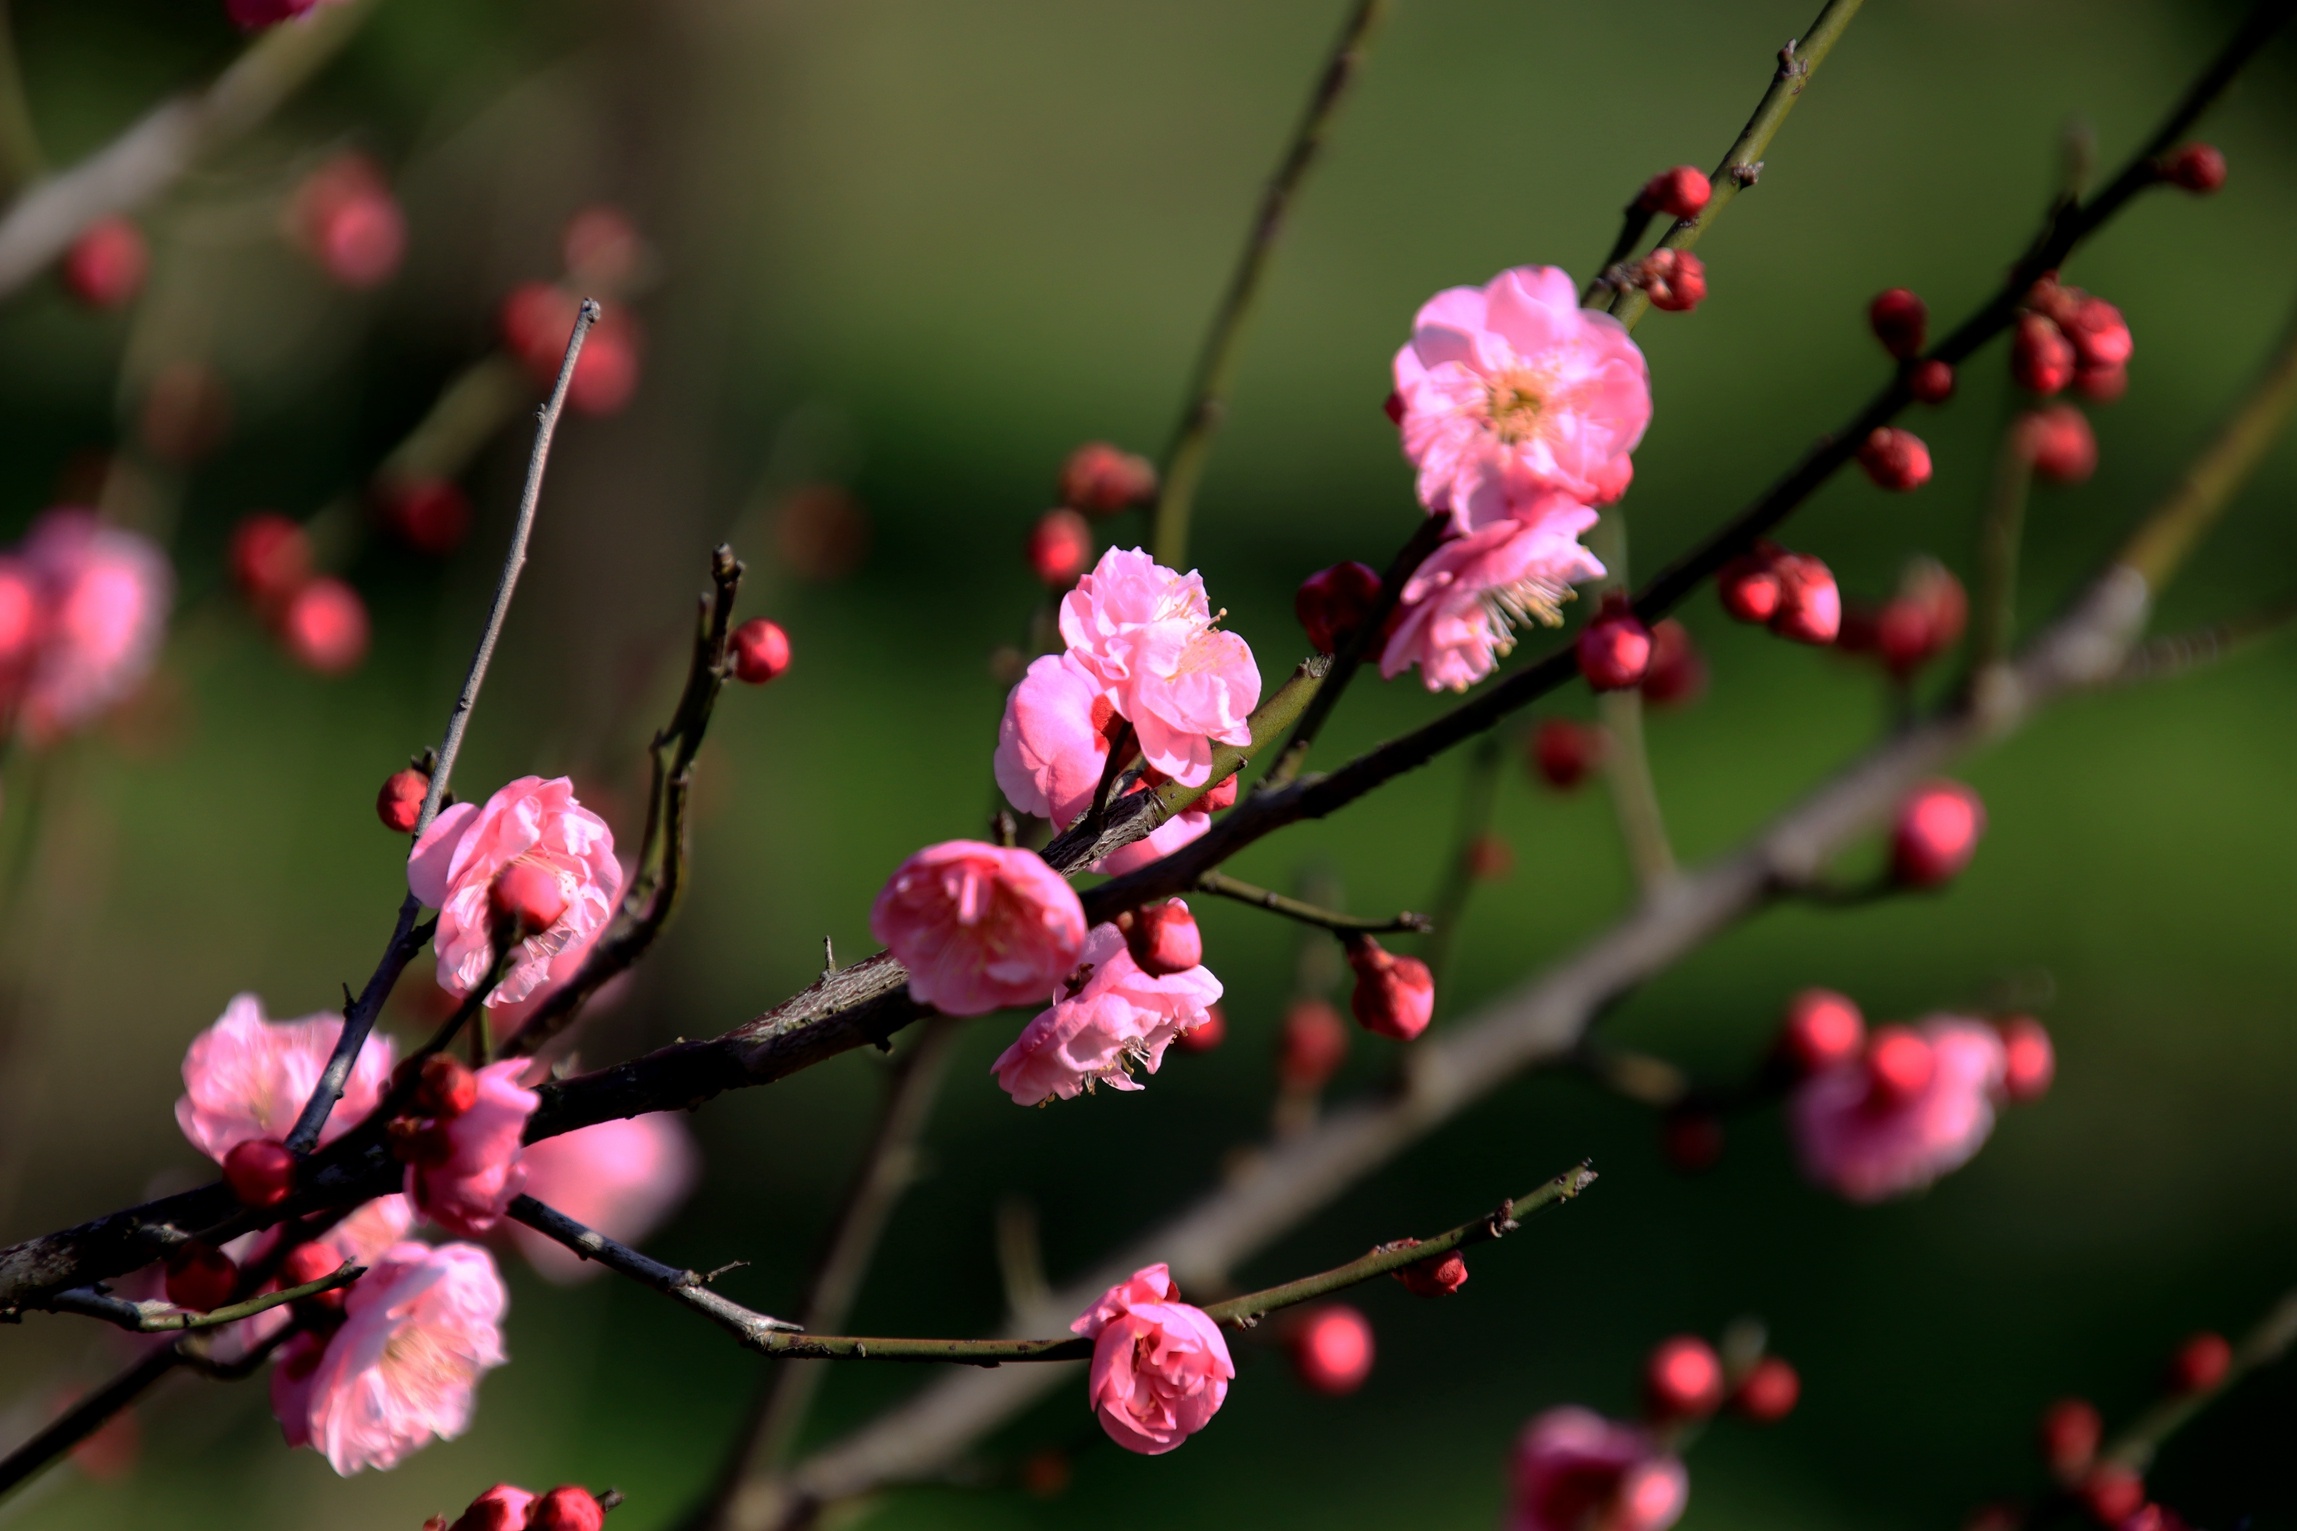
[2104,1287,2297,1474]
[2112,599,2297,685]
[25,1264,362,1334]
[1194,869,1430,936]
[508,1196,802,1346]
[1420,732,1504,989]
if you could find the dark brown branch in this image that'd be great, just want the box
[1194,870,1429,935]
[508,1196,802,1345]
[24,1264,362,1334]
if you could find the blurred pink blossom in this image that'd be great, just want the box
[509,1114,699,1283]
[991,923,1220,1106]
[175,994,395,1161]
[16,509,172,744]
[1380,500,1605,692]
[270,1240,507,1475]
[1070,1263,1233,1455]
[1392,265,1651,526]
[869,840,1085,1016]
[1789,1016,2008,1202]
[1057,547,1259,787]
[408,776,622,1008]
[1510,1406,1688,1531]
[407,1060,538,1237]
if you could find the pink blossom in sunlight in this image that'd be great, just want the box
[1511,1406,1688,1531]
[407,776,622,1008]
[1058,547,1260,787]
[509,1114,699,1283]
[16,509,172,743]
[1392,265,1651,526]
[1789,1016,2009,1203]
[406,1061,538,1237]
[993,651,1116,826]
[271,1241,507,1475]
[869,840,1085,1016]
[1070,1263,1234,1455]
[991,923,1220,1106]
[175,994,396,1161]
[1379,499,1606,693]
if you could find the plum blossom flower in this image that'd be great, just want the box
[406,1060,538,1237]
[870,840,1086,1016]
[15,508,172,744]
[1789,1016,2008,1203]
[1392,266,1651,526]
[1511,1406,1689,1531]
[1070,1263,1234,1455]
[1380,498,1606,692]
[175,993,396,1161]
[509,1113,699,1283]
[204,1195,417,1363]
[1058,547,1259,787]
[993,651,1118,827]
[991,922,1221,1105]
[408,777,622,1008]
[270,1240,507,1475]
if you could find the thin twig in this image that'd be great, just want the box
[1585,515,1676,891]
[2104,1287,2297,1474]
[27,1264,361,1334]
[1420,732,1504,990]
[1194,870,1430,935]
[508,1196,801,1345]
[2112,599,2297,685]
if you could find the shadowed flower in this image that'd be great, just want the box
[175,994,396,1161]
[407,1060,539,1237]
[1070,1263,1234,1455]
[994,651,1117,827]
[509,1113,699,1283]
[870,840,1086,1016]
[1511,1406,1689,1531]
[991,923,1221,1105]
[16,508,172,744]
[1058,547,1259,787]
[1380,500,1605,692]
[1789,1016,2008,1202]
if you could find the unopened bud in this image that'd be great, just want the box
[1390,1241,1468,1297]
[2161,142,2226,194]
[1383,389,1406,426]
[1463,832,1513,881]
[378,768,429,834]
[451,1485,540,1531]
[1732,1356,1801,1423]
[2061,295,2131,371]
[2013,313,2077,396]
[1174,1003,1225,1053]
[2077,1465,2146,1526]
[2040,1397,2103,1478]
[2075,363,2127,404]
[2166,1331,2231,1394]
[1868,287,1927,359]
[1639,248,1707,312]
[1892,779,1984,886]
[1530,717,1608,790]
[279,1241,348,1312]
[281,578,371,676]
[529,1487,608,1531]
[492,860,570,934]
[1781,988,1865,1073]
[2018,403,2098,486]
[1577,596,1653,691]
[1997,1015,2054,1103]
[1768,553,1841,645]
[63,217,149,311]
[1026,508,1092,588]
[375,476,473,556]
[1643,1335,1725,1420]
[1857,427,1932,492]
[1345,936,1434,1041]
[1057,443,1157,516]
[1295,561,1385,655]
[1639,165,1712,221]
[1639,618,1706,707]
[1125,899,1202,976]
[416,1053,480,1118]
[1717,548,1784,624]
[1289,1304,1375,1395]
[1277,997,1349,1090]
[230,512,313,613]
[731,618,792,684]
[165,1242,240,1312]
[1907,358,1957,404]
[222,1137,296,1208]
[1863,1026,1936,1106]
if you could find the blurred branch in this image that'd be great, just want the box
[1587,516,1676,892]
[1194,870,1430,935]
[375,355,535,488]
[1152,0,1388,567]
[1420,732,1502,990]
[2111,598,2297,685]
[2105,1287,2297,1475]
[0,2,43,196]
[1973,415,2037,671]
[0,0,384,299]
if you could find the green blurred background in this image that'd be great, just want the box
[0,0,2290,1527]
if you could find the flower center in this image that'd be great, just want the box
[1479,575,1576,655]
[1484,369,1551,443]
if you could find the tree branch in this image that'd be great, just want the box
[508,1195,802,1346]
[24,1264,362,1334]
[1194,870,1430,936]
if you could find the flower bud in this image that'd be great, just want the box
[731,618,792,684]
[1057,442,1157,516]
[1768,553,1840,645]
[1639,166,1712,221]
[1289,1304,1375,1395]
[1278,997,1349,1090]
[1464,832,1513,881]
[1907,358,1957,404]
[1383,389,1405,426]
[1639,248,1706,312]
[222,1137,296,1208]
[1026,508,1092,588]
[1857,427,1932,491]
[62,217,149,311]
[1200,772,1239,812]
[1892,779,1985,886]
[1577,597,1653,691]
[1661,1107,1723,1173]
[1863,1025,1936,1106]
[2040,1397,2103,1477]
[2162,142,2226,194]
[1345,937,1434,1041]
[1643,1335,1725,1420]
[1868,288,1927,359]
[294,155,406,290]
[230,512,313,614]
[451,1485,539,1531]
[1717,549,1784,624]
[1997,1015,2054,1103]
[376,477,473,556]
[1530,718,1608,790]
[1732,1356,1801,1423]
[1295,561,1384,655]
[1781,988,1865,1073]
[2019,404,2097,485]
[281,578,371,676]
[2062,296,2132,371]
[279,1240,348,1312]
[2167,1331,2231,1394]
[1639,618,1706,707]
[387,1113,454,1167]
[416,1053,481,1118]
[2075,363,2127,404]
[1390,1241,1468,1297]
[378,768,429,834]
[529,1487,608,1531]
[492,860,570,934]
[2013,313,2077,396]
[1174,1002,1225,1053]
[164,1241,239,1311]
[1125,899,1202,976]
[2078,1465,2146,1526]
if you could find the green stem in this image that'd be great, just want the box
[1194,869,1430,935]
[1973,415,2034,670]
[1587,513,1676,890]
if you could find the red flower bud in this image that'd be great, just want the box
[1346,936,1434,1041]
[731,618,792,684]
[1026,508,1092,588]
[1857,427,1932,491]
[230,512,313,614]
[376,477,473,556]
[62,217,149,311]
[2162,142,2226,194]
[1463,832,1513,881]
[1125,900,1202,976]
[416,1053,480,1118]
[1057,442,1157,517]
[1732,1356,1801,1423]
[1640,248,1707,312]
[2062,296,2132,371]
[165,1242,239,1312]
[1997,1015,2054,1103]
[2019,404,2097,485]
[1868,288,1928,360]
[1781,988,1865,1074]
[1383,389,1406,426]
[2075,363,2128,404]
[1893,779,1985,886]
[2041,1397,2103,1477]
[1391,1241,1468,1297]
[1768,553,1841,645]
[294,154,406,290]
[1577,597,1653,691]
[2078,1465,2146,1526]
[222,1138,296,1209]
[1907,358,1957,404]
[1661,1108,1724,1173]
[450,1485,537,1531]
[2167,1331,2232,1394]
[1639,618,1706,707]
[281,578,371,677]
[1864,1025,1936,1106]
[279,1241,348,1312]
[1644,1335,1725,1421]
[2013,313,2078,396]
[1639,166,1712,221]
[1174,1002,1225,1053]
[1289,1304,1375,1395]
[493,861,570,934]
[529,1487,608,1531]
[378,768,429,834]
[1870,557,1966,676]
[1295,561,1385,655]
[1200,772,1239,812]
[1530,717,1608,790]
[1717,549,1784,624]
[1278,997,1349,1090]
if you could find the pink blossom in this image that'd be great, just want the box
[991,923,1220,1105]
[16,509,172,744]
[1789,1016,2008,1203]
[869,840,1086,1016]
[1510,1406,1689,1531]
[271,1240,507,1475]
[509,1114,699,1284]
[1380,499,1606,692]
[408,776,622,1008]
[175,993,396,1161]
[1070,1263,1234,1455]
[206,1195,416,1362]
[1393,266,1652,526]
[994,652,1116,826]
[1058,547,1260,787]
[407,1060,538,1237]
